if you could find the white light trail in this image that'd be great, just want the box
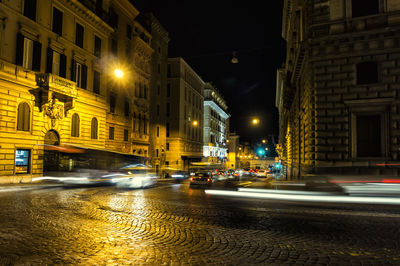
[205,189,400,205]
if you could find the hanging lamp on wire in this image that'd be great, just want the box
[231,51,239,64]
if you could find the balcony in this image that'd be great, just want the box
[33,74,77,123]
[36,73,77,98]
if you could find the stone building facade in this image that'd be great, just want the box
[166,57,204,170]
[277,0,400,178]
[0,0,157,182]
[203,82,229,164]
[106,1,152,158]
[137,13,170,175]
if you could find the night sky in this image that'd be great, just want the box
[132,1,286,143]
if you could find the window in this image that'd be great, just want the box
[24,0,37,21]
[71,113,79,137]
[91,117,98,139]
[110,94,116,113]
[138,113,142,133]
[157,85,160,96]
[71,60,87,89]
[94,35,101,57]
[167,64,171,77]
[356,114,381,157]
[166,123,170,137]
[144,115,147,134]
[133,112,137,132]
[156,149,159,157]
[75,23,84,48]
[124,129,128,141]
[157,126,159,137]
[357,62,378,84]
[135,83,139,97]
[46,48,66,78]
[166,103,170,117]
[165,161,169,166]
[109,127,114,140]
[52,7,63,36]
[352,0,379,18]
[111,39,118,56]
[17,102,30,131]
[15,149,30,174]
[16,34,41,71]
[158,63,161,74]
[93,71,100,94]
[124,100,130,117]
[156,104,160,116]
[158,47,161,54]
[166,142,170,151]
[167,83,171,97]
[126,24,132,39]
[109,7,118,28]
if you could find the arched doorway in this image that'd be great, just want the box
[44,130,60,172]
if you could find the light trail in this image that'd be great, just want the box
[205,189,400,205]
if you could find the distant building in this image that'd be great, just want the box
[226,133,240,169]
[203,82,229,164]
[277,0,400,178]
[166,57,204,170]
[137,13,170,175]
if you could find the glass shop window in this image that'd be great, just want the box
[15,149,30,174]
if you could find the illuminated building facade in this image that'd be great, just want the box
[0,0,154,182]
[166,57,204,170]
[226,133,240,169]
[106,1,152,158]
[137,13,170,175]
[277,0,400,178]
[203,82,229,164]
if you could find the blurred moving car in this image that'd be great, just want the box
[112,164,157,189]
[189,172,214,187]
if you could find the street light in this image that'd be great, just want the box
[262,139,266,144]
[114,68,124,79]
[192,120,198,126]
[251,118,260,125]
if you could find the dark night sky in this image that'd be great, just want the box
[132,1,286,143]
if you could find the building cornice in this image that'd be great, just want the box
[204,101,230,119]
[66,0,114,35]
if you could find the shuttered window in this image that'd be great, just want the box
[52,7,63,36]
[75,23,84,48]
[17,102,30,131]
[124,129,128,141]
[93,71,100,94]
[91,117,98,139]
[24,0,37,21]
[71,113,79,137]
[94,35,101,57]
[109,127,114,140]
[71,60,87,89]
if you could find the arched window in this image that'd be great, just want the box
[91,117,98,139]
[17,102,30,131]
[71,113,80,137]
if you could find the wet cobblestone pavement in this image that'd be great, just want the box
[0,181,400,265]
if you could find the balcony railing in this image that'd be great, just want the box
[36,73,77,98]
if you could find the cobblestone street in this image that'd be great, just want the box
[0,181,400,265]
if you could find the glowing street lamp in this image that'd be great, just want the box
[262,139,266,144]
[252,118,260,125]
[192,120,198,126]
[114,68,124,79]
